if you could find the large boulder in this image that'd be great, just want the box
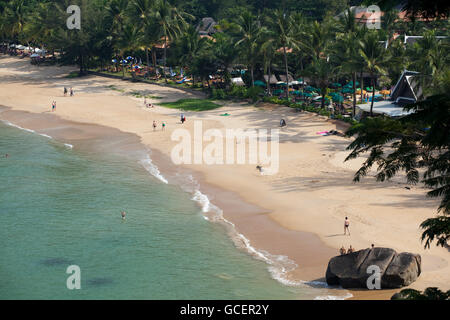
[326,248,421,289]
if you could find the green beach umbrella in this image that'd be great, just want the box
[273,89,283,95]
[332,95,344,103]
[342,87,354,94]
[254,80,265,87]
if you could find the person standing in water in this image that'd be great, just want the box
[344,217,350,235]
[121,211,126,220]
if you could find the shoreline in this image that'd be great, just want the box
[1,55,448,299]
[0,107,352,299]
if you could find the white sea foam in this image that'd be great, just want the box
[140,154,169,184]
[1,120,76,150]
[189,182,325,290]
[314,293,354,300]
[2,120,35,133]
[38,133,53,139]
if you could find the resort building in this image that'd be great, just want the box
[356,70,423,118]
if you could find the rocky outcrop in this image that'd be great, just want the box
[326,248,421,289]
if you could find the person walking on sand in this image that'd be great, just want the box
[344,217,350,235]
[162,122,166,131]
[121,211,126,220]
[64,87,67,96]
[51,101,56,112]
[347,245,354,253]
[153,120,157,131]
[70,87,74,96]
[340,246,346,255]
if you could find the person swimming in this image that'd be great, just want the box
[121,211,126,220]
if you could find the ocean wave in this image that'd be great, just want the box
[139,154,169,184]
[1,120,36,133]
[314,293,354,300]
[188,182,330,291]
[1,119,77,150]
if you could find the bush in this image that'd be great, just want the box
[211,88,227,100]
[246,86,264,102]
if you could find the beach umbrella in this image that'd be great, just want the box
[366,87,373,91]
[342,87,354,94]
[273,89,284,95]
[30,53,40,58]
[126,56,133,60]
[254,80,265,87]
[112,59,117,63]
[332,95,344,103]
[356,88,367,94]
[380,89,390,95]
[347,81,359,87]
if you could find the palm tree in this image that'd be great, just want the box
[260,26,277,95]
[359,32,389,116]
[152,0,192,83]
[116,24,142,78]
[334,10,364,117]
[178,25,209,85]
[305,57,337,109]
[266,10,298,98]
[129,0,159,71]
[3,0,27,48]
[212,32,237,88]
[235,10,261,87]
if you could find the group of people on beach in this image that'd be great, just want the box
[340,244,375,255]
[340,245,355,255]
[63,87,74,97]
[152,120,166,131]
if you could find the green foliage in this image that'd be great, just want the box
[159,98,221,111]
[346,85,450,248]
[391,287,450,300]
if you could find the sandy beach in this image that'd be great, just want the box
[0,56,448,299]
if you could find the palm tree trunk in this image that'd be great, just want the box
[321,87,325,109]
[250,65,254,87]
[352,72,357,117]
[163,33,168,83]
[267,61,272,96]
[121,56,126,79]
[360,70,364,103]
[370,76,375,116]
[151,47,157,69]
[145,47,150,76]
[283,46,289,99]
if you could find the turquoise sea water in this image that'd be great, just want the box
[0,121,338,300]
